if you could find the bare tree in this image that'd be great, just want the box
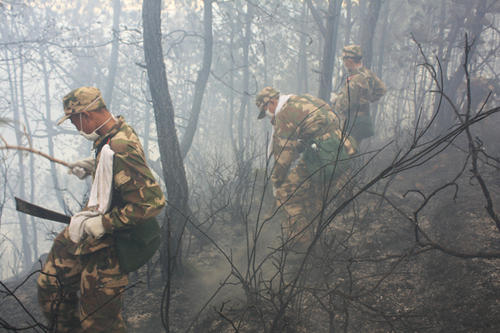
[103,0,122,108]
[307,0,343,101]
[142,0,190,271]
[358,0,383,69]
[179,0,214,159]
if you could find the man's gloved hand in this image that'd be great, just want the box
[83,215,106,239]
[70,166,88,179]
[330,92,338,106]
[68,210,100,243]
[68,157,95,179]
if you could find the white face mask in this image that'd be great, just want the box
[79,113,113,141]
[266,110,274,119]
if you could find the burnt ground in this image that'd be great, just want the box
[2,148,500,332]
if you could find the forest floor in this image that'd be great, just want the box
[2,147,500,332]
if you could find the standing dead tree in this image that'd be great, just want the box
[179,0,214,159]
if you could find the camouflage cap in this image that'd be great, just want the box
[342,44,362,59]
[255,86,279,119]
[57,86,106,125]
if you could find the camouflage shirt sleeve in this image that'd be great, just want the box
[272,101,304,187]
[101,123,166,232]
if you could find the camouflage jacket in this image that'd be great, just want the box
[74,117,165,254]
[271,94,354,187]
[333,66,386,116]
[93,116,165,233]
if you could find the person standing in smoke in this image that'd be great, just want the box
[37,87,165,332]
[331,44,386,145]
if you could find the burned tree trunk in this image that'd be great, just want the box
[103,0,121,109]
[142,0,189,275]
[236,2,253,160]
[359,0,383,69]
[5,49,32,271]
[179,0,213,159]
[308,0,342,101]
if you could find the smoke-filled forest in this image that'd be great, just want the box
[1,0,500,332]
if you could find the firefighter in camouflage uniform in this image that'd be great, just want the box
[37,87,165,332]
[332,44,386,143]
[256,87,355,250]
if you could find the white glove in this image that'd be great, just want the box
[330,92,338,105]
[68,210,100,243]
[68,157,95,179]
[70,166,88,179]
[83,215,106,239]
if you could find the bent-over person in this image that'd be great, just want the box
[256,86,355,251]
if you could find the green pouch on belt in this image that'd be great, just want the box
[115,217,161,273]
[303,136,349,179]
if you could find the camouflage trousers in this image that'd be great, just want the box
[274,163,339,250]
[37,228,128,332]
